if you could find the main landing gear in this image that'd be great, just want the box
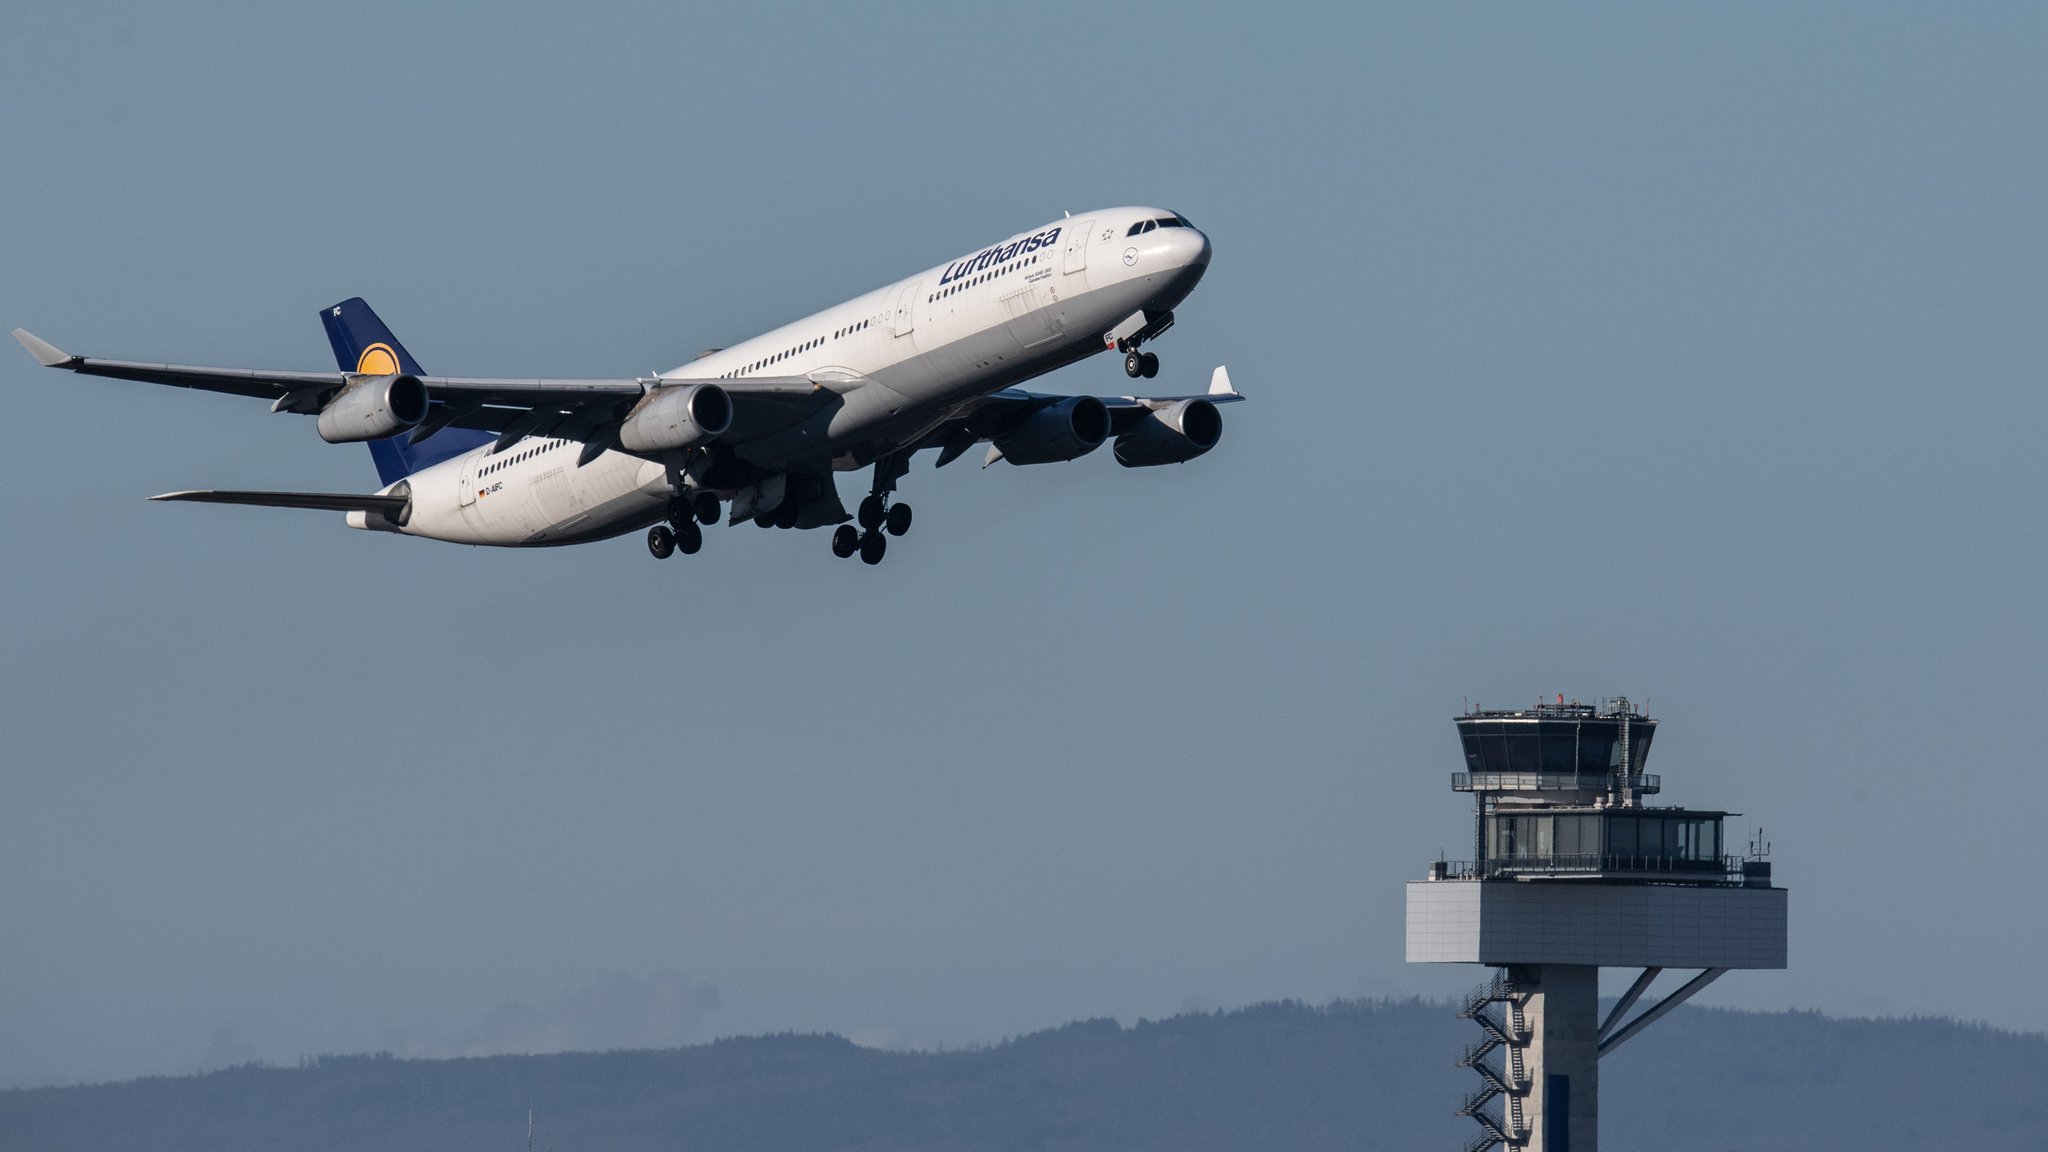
[834,457,912,565]
[646,493,718,560]
[647,519,702,559]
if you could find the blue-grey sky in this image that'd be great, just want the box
[3,1,2044,1088]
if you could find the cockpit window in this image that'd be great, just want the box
[1130,216,1194,236]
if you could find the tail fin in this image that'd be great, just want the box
[320,298,491,486]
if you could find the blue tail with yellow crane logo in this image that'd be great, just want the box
[319,298,493,486]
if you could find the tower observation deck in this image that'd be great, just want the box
[1407,697,1787,1152]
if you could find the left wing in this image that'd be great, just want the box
[11,328,829,450]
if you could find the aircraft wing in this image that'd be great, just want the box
[149,489,410,513]
[12,328,828,447]
[917,365,1245,467]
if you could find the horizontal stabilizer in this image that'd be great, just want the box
[150,489,409,513]
[12,329,73,367]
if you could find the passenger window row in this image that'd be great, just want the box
[928,255,1039,304]
[724,325,860,379]
[482,438,565,475]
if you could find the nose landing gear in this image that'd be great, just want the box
[1112,309,1173,378]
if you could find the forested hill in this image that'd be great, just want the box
[3,1000,2042,1152]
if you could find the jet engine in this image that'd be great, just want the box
[618,383,734,453]
[991,395,1110,465]
[317,374,429,444]
[1113,398,1223,467]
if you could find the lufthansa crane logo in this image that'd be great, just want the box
[355,343,400,376]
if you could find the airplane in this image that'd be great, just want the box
[12,206,1238,565]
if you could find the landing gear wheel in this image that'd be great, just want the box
[885,502,912,537]
[832,524,860,558]
[858,494,886,530]
[755,512,776,529]
[1125,350,1145,378]
[692,493,720,525]
[858,529,887,565]
[675,520,703,555]
[774,500,801,529]
[647,524,675,559]
[1140,352,1159,378]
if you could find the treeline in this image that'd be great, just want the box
[1,1000,2042,1151]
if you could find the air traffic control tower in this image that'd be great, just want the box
[1406,698,1787,1152]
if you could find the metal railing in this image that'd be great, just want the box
[1449,766,1654,795]
[1452,771,1660,794]
[1432,853,1745,883]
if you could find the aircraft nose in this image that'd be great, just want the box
[1176,226,1212,268]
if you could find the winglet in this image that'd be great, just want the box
[13,329,74,367]
[1208,365,1236,397]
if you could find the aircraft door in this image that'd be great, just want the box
[891,280,921,337]
[1062,219,1094,275]
[457,453,478,507]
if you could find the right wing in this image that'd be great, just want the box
[916,364,1246,467]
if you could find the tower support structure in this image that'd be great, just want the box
[1406,698,1787,1152]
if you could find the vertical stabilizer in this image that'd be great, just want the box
[319,298,491,485]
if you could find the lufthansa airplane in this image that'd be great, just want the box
[13,207,1236,565]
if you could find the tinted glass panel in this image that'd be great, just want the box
[1127,222,1145,237]
[1473,724,1509,773]
[1540,726,1577,774]
[1460,732,1486,773]
[1577,730,1619,773]
[1628,726,1656,772]
[1607,815,1636,855]
[1504,729,1539,772]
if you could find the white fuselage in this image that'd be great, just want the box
[375,207,1211,546]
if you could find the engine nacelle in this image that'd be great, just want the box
[1113,398,1223,467]
[618,383,734,453]
[992,395,1110,465]
[317,374,429,444]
